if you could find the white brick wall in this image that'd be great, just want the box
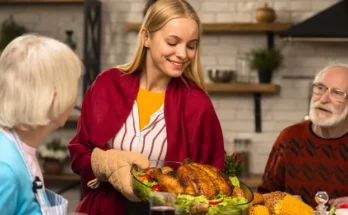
[0,5,83,57]
[0,0,344,175]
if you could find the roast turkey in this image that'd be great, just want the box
[150,158,234,199]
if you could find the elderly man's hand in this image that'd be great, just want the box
[329,197,348,208]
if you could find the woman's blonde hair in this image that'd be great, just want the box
[117,0,206,91]
[0,34,83,130]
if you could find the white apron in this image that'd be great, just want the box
[9,130,68,215]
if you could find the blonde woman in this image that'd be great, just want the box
[0,34,82,215]
[69,0,225,214]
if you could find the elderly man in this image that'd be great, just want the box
[258,64,348,208]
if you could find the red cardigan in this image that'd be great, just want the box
[68,68,225,215]
[258,120,348,208]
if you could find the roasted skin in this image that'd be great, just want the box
[177,163,218,199]
[263,191,287,214]
[191,162,233,196]
[150,158,234,200]
[176,164,198,196]
[150,168,185,195]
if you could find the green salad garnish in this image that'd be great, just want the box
[133,171,251,215]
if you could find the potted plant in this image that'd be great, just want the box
[37,138,69,174]
[249,48,283,83]
[0,15,27,52]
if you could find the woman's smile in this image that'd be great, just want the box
[167,59,185,69]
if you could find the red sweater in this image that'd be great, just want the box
[68,68,225,215]
[258,120,348,208]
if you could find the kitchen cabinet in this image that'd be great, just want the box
[125,22,289,132]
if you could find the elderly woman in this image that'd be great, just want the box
[0,34,83,215]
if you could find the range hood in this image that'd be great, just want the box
[281,0,348,42]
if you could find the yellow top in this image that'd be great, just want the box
[136,88,165,130]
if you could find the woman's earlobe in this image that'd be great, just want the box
[141,28,150,47]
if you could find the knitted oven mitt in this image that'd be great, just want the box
[88,148,150,201]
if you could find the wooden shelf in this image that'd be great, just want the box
[0,0,83,4]
[44,173,80,181]
[61,115,79,129]
[206,83,279,133]
[68,115,79,121]
[125,22,292,33]
[63,84,279,124]
[206,83,280,94]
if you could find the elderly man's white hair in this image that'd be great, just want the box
[314,63,348,83]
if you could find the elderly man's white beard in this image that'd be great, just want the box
[309,100,348,127]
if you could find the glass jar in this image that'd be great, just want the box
[236,54,250,83]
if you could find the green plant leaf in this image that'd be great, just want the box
[0,16,28,50]
[223,153,243,177]
[248,48,283,72]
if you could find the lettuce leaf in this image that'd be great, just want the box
[229,176,240,188]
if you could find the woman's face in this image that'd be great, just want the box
[144,17,199,78]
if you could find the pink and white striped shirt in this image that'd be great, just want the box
[107,101,167,161]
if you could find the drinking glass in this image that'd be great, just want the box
[149,192,176,215]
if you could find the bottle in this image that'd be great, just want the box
[65,30,77,51]
[315,191,329,215]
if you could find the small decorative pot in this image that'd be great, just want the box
[258,70,273,83]
[256,3,276,23]
[43,159,64,175]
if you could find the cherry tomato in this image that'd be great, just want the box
[151,184,161,191]
[145,167,157,175]
[340,204,348,209]
[138,174,151,182]
[209,199,223,205]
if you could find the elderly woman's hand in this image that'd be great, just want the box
[329,197,348,208]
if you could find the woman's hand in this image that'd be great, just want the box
[329,197,348,208]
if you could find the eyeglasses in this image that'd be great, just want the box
[312,83,348,102]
